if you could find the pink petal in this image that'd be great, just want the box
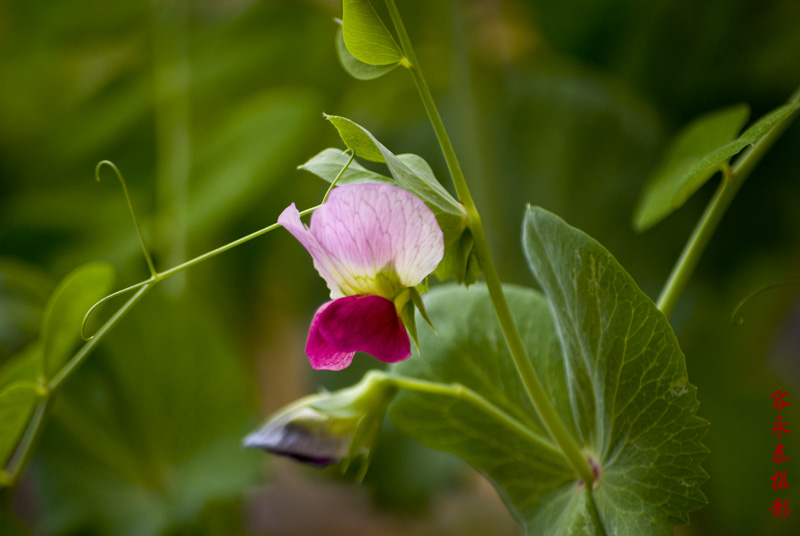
[280,184,444,299]
[306,295,411,370]
[278,203,349,298]
[312,184,444,289]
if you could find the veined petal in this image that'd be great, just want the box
[280,183,444,299]
[313,183,444,291]
[278,203,350,298]
[306,295,410,370]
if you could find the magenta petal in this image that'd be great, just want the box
[306,295,411,370]
[306,302,356,371]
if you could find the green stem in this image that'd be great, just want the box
[5,397,51,488]
[2,284,151,491]
[142,200,324,280]
[8,152,353,492]
[156,156,350,280]
[584,486,606,533]
[657,87,800,317]
[51,284,153,392]
[81,219,288,340]
[81,152,354,341]
[469,215,594,483]
[384,0,472,206]
[375,371,560,455]
[384,0,594,486]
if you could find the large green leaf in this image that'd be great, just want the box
[523,207,709,533]
[40,262,115,380]
[390,208,708,534]
[342,0,404,66]
[390,284,586,532]
[634,101,800,231]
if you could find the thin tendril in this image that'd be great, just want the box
[80,152,356,341]
[732,278,800,325]
[80,278,155,341]
[321,149,354,204]
[95,161,157,277]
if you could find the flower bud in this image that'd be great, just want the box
[243,371,397,478]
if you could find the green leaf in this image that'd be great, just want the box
[342,0,404,66]
[299,148,393,185]
[0,264,111,476]
[0,344,40,391]
[523,207,708,533]
[633,104,749,231]
[323,115,461,217]
[634,101,800,231]
[34,289,260,536]
[389,284,591,533]
[733,101,800,145]
[325,115,386,163]
[390,208,708,535]
[336,27,399,80]
[0,381,40,469]
[40,262,114,380]
[0,344,42,476]
[322,115,478,283]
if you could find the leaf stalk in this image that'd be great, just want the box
[657,85,800,317]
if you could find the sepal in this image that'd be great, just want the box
[394,288,418,351]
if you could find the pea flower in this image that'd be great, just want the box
[278,183,444,370]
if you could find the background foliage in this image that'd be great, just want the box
[1,0,799,534]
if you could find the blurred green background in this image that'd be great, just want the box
[1,0,799,534]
